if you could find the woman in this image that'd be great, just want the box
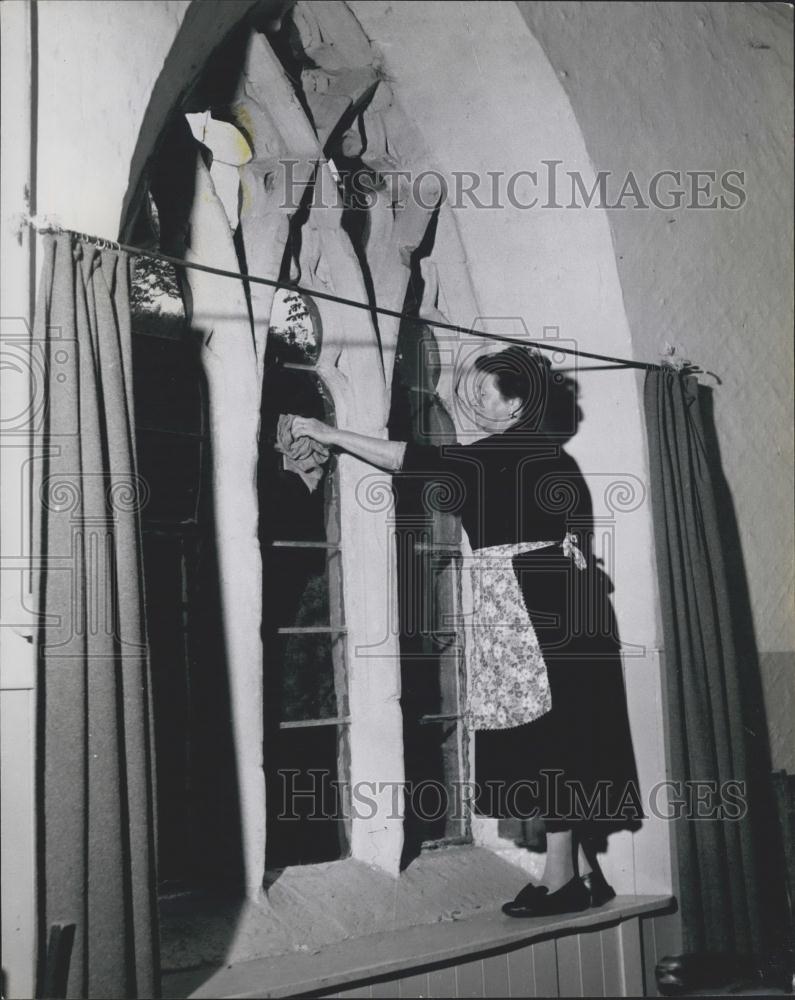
[290,344,641,916]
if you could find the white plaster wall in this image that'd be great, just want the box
[350,0,670,895]
[35,0,266,238]
[36,0,191,236]
[517,0,795,772]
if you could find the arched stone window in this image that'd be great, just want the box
[389,305,467,861]
[128,0,453,887]
[130,199,211,886]
[259,290,350,868]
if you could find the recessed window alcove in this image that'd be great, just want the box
[120,2,674,994]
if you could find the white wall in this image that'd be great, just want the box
[36,0,191,236]
[2,6,42,995]
[517,0,794,772]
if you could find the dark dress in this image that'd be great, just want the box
[400,427,642,835]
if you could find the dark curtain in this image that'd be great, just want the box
[34,233,159,997]
[644,367,790,959]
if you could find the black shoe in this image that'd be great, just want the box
[510,880,547,906]
[502,875,591,918]
[581,869,616,908]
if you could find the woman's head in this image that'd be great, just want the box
[468,345,551,431]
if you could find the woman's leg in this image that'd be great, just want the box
[577,830,617,906]
[540,825,597,890]
[540,828,575,891]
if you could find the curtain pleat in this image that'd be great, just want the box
[35,233,159,998]
[644,368,787,958]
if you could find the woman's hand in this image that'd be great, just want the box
[290,415,337,447]
[288,419,406,470]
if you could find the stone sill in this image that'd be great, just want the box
[159,846,557,974]
[162,893,674,999]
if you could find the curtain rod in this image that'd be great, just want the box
[29,219,671,372]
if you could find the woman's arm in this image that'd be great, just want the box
[289,416,407,472]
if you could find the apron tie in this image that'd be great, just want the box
[562,531,587,570]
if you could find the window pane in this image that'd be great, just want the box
[136,430,202,522]
[260,367,339,543]
[131,256,186,340]
[390,311,467,851]
[265,724,349,868]
[260,361,349,867]
[142,533,192,882]
[266,289,321,366]
[132,334,202,434]
[273,632,346,723]
[403,719,465,851]
[265,546,343,630]
[397,543,462,655]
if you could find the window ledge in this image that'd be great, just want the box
[162,868,673,998]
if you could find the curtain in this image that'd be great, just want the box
[34,233,159,998]
[644,367,790,959]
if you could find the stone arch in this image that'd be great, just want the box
[120,0,458,889]
[119,0,261,240]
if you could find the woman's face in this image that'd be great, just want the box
[472,371,521,430]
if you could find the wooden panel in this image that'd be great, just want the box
[0,686,36,1000]
[640,916,657,997]
[532,938,559,997]
[371,979,400,998]
[327,919,642,1000]
[455,957,485,998]
[482,950,511,997]
[556,935,583,997]
[651,911,682,962]
[398,971,430,998]
[578,929,605,997]
[506,942,536,997]
[640,911,682,997]
[427,964,457,998]
[618,918,645,997]
[599,925,623,997]
[166,896,673,999]
[621,651,672,898]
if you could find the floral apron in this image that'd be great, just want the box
[468,532,587,730]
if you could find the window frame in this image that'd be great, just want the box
[261,310,353,867]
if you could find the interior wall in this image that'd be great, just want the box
[517,0,795,773]
[35,0,264,239]
[36,0,189,237]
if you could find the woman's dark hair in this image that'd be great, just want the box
[472,345,551,428]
